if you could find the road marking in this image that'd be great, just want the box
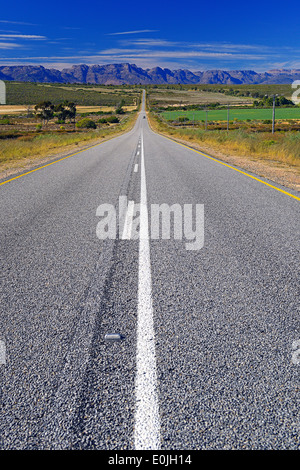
[121,199,135,240]
[162,136,300,202]
[0,140,107,187]
[137,150,140,156]
[134,130,161,450]
[134,164,138,173]
[104,333,123,341]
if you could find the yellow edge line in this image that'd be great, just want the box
[0,140,105,187]
[162,134,300,202]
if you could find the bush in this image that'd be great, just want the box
[263,139,276,146]
[106,115,119,123]
[0,118,10,125]
[76,118,97,129]
[98,115,119,124]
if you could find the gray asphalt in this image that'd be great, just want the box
[0,93,299,450]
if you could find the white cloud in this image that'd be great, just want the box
[99,48,149,54]
[120,38,272,53]
[0,34,46,39]
[122,38,178,47]
[0,20,36,26]
[97,48,264,61]
[0,35,297,72]
[108,29,158,36]
[0,42,20,49]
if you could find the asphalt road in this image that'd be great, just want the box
[0,92,299,450]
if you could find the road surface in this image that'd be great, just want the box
[0,92,299,450]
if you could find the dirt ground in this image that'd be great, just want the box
[0,105,136,114]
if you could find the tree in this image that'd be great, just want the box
[252,95,295,108]
[64,101,77,125]
[55,101,77,125]
[54,103,66,123]
[34,101,54,127]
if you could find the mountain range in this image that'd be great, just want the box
[0,63,299,85]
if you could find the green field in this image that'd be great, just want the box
[161,107,300,122]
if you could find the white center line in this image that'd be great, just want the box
[134,130,161,450]
[134,164,138,173]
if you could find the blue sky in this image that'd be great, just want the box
[0,0,299,71]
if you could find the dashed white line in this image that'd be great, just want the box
[134,130,161,450]
[134,164,138,173]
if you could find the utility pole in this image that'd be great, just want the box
[272,94,276,134]
[227,104,229,132]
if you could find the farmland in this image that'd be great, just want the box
[148,84,300,129]
[146,83,295,108]
[3,81,141,107]
[161,107,300,122]
[149,84,300,132]
[147,88,253,107]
